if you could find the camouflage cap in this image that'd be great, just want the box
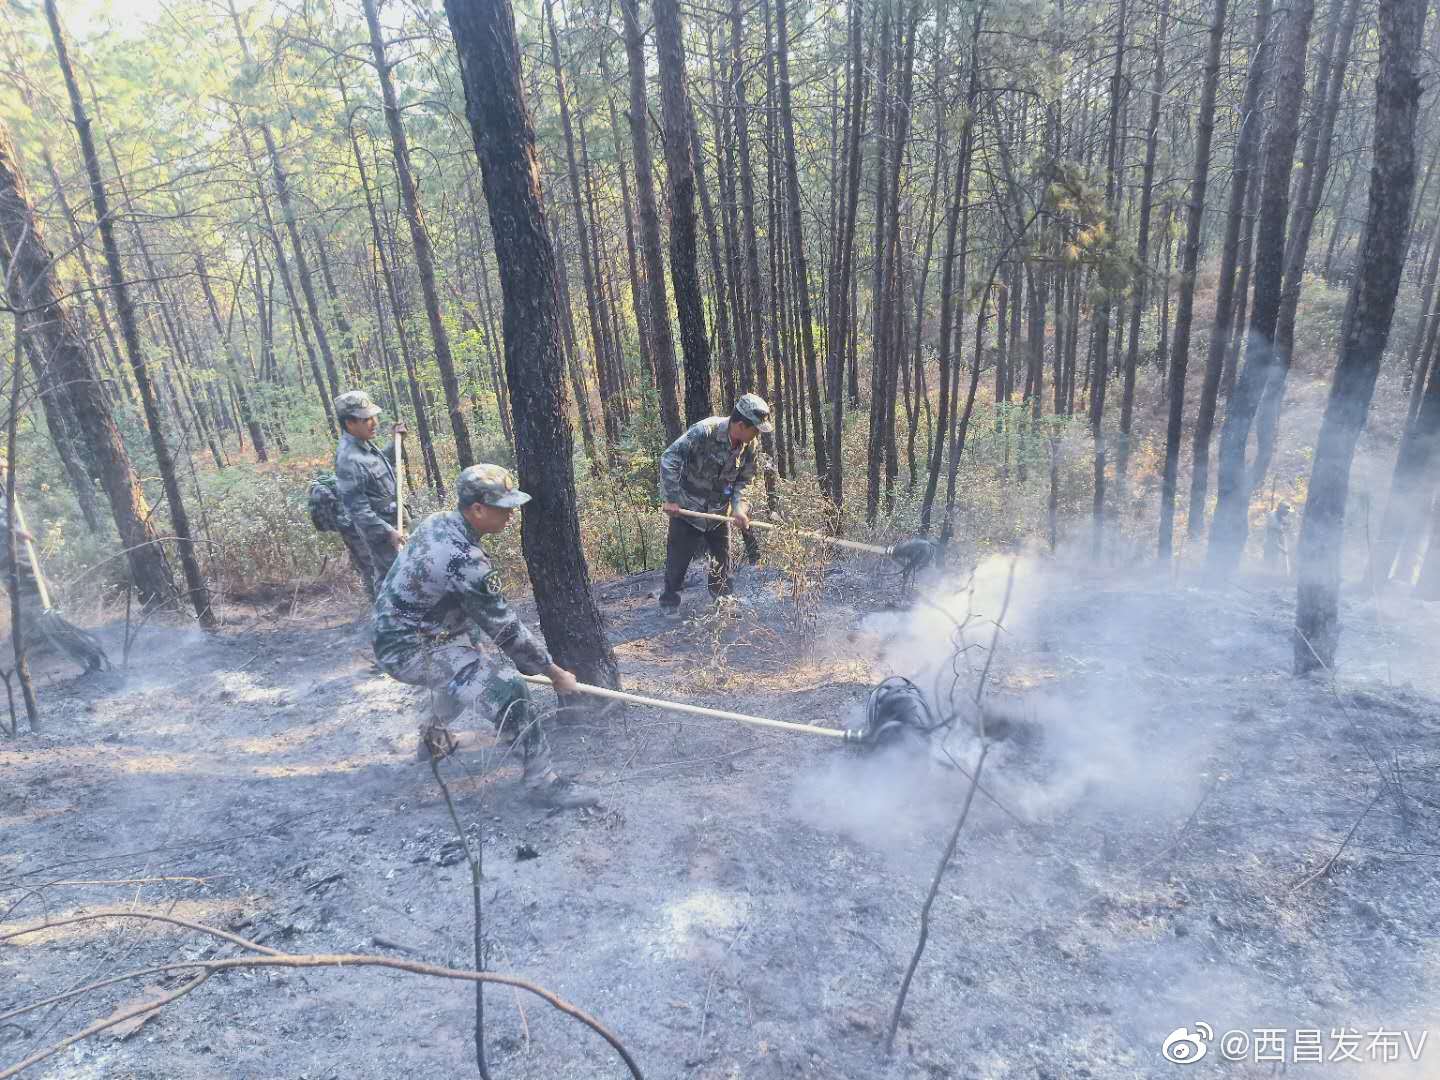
[735,393,774,434]
[334,390,382,421]
[458,464,531,509]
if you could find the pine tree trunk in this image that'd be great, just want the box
[1295,0,1423,672]
[444,0,619,689]
[602,69,656,396]
[825,0,866,506]
[1158,0,1228,559]
[39,146,127,394]
[1185,0,1274,537]
[545,0,616,457]
[198,255,269,462]
[44,0,210,623]
[654,0,714,424]
[1090,0,1128,554]
[619,0,683,442]
[546,213,601,463]
[690,108,737,406]
[1210,0,1316,577]
[362,0,475,468]
[226,1,341,408]
[1221,168,1263,401]
[920,26,978,534]
[0,122,173,594]
[311,228,357,373]
[236,122,336,436]
[1116,0,1169,500]
[774,0,831,492]
[344,94,444,495]
[1253,0,1362,488]
[730,0,772,446]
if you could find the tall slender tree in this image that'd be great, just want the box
[0,117,173,602]
[1295,0,1426,672]
[1159,0,1229,559]
[1187,0,1274,537]
[618,0,683,442]
[444,0,619,690]
[44,0,213,627]
[362,0,475,468]
[654,0,713,424]
[1210,0,1317,575]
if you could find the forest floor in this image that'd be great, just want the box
[3,547,1440,1079]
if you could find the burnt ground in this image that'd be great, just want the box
[3,554,1440,1080]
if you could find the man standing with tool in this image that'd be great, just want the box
[333,390,406,598]
[373,464,590,807]
[658,394,772,617]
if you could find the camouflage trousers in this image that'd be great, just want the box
[339,526,399,601]
[380,641,549,765]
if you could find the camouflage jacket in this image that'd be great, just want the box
[372,510,553,674]
[658,417,757,530]
[335,433,399,547]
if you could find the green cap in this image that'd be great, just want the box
[334,390,382,421]
[458,464,531,509]
[735,393,773,434]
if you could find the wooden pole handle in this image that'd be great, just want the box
[668,507,892,557]
[521,674,849,740]
[393,430,404,532]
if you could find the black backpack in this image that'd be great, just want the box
[308,473,344,532]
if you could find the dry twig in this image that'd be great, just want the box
[0,912,644,1079]
[885,557,1017,1055]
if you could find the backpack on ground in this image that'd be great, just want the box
[308,473,344,533]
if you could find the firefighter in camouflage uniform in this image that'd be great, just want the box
[332,390,406,599]
[372,464,586,805]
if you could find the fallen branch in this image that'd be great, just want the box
[0,972,213,1078]
[1290,788,1384,891]
[0,913,644,1079]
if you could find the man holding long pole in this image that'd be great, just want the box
[333,390,406,598]
[372,464,588,807]
[657,394,771,617]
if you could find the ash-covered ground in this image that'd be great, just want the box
[3,554,1439,1079]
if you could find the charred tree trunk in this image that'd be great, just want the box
[654,0,714,424]
[1295,0,1423,671]
[1090,0,1128,554]
[825,0,865,506]
[1158,0,1228,559]
[1253,0,1362,487]
[921,29,979,534]
[619,0,683,442]
[1187,0,1274,536]
[445,0,619,688]
[546,0,615,458]
[775,0,831,491]
[1210,0,1316,577]
[1116,0,1169,500]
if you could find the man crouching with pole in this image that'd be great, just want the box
[372,464,591,808]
